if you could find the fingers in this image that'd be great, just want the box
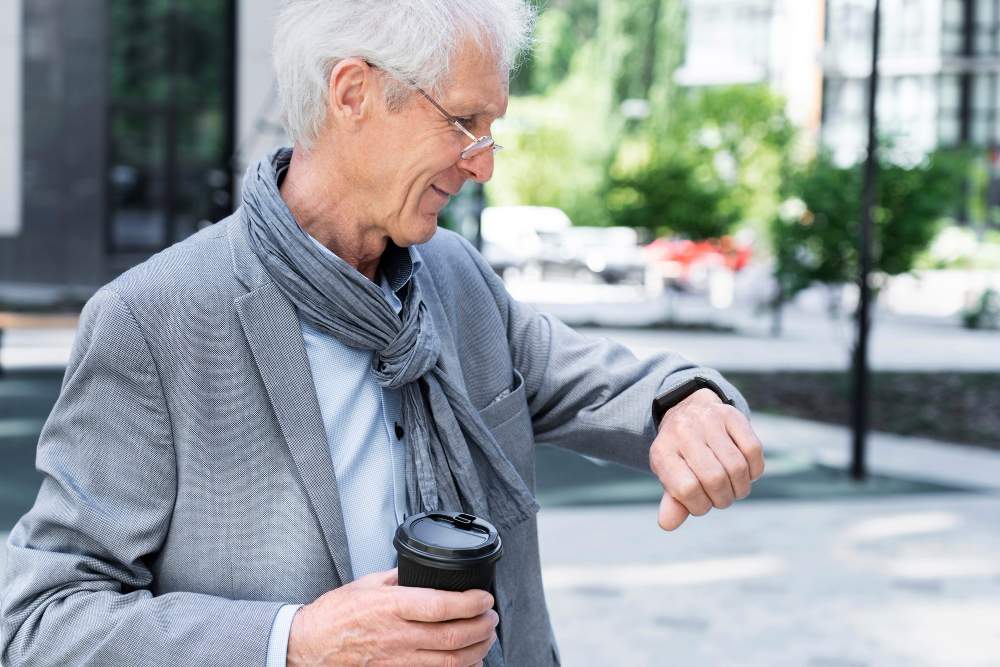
[724,408,765,481]
[393,586,494,623]
[705,423,752,500]
[416,632,495,667]
[658,491,690,531]
[679,433,736,509]
[656,452,713,517]
[410,610,499,651]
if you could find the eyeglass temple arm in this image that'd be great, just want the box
[414,86,479,142]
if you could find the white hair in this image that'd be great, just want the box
[273,0,537,151]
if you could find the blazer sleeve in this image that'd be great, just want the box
[0,289,283,666]
[456,236,750,472]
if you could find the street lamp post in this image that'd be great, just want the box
[851,0,882,481]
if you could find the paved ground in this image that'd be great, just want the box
[537,413,1000,666]
[539,494,1000,667]
[509,275,1000,372]
[5,293,1000,373]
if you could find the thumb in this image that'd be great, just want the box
[658,492,690,531]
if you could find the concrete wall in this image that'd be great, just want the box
[235,0,289,193]
[0,0,22,237]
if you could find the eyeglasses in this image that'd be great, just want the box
[414,86,502,160]
[363,62,502,160]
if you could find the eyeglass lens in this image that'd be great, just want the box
[462,137,503,160]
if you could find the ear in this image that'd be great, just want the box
[327,58,376,133]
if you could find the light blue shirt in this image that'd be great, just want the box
[264,226,422,667]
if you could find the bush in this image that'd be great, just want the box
[962,287,1000,330]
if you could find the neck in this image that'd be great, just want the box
[278,145,385,282]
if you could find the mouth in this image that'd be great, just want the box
[431,184,456,199]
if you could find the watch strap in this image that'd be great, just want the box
[652,375,735,429]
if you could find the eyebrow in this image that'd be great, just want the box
[457,106,506,120]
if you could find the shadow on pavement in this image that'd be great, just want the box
[534,443,974,509]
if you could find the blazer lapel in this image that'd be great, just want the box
[235,282,355,586]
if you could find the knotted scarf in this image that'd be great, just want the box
[242,147,539,534]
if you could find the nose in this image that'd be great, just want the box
[459,147,495,184]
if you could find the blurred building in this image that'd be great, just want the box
[675,0,828,135]
[0,0,286,307]
[823,0,1000,164]
[679,0,1000,217]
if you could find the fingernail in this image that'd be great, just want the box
[483,594,493,612]
[490,631,497,645]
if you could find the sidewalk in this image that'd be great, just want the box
[5,306,1000,373]
[510,278,1000,371]
[538,415,1000,667]
[3,299,999,666]
[0,327,76,370]
[539,494,1000,667]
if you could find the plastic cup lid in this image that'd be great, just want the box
[394,511,502,562]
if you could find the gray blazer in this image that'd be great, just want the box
[0,213,747,666]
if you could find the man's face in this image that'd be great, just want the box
[365,45,508,247]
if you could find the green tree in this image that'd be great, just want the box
[491,1,795,241]
[772,150,966,302]
[606,84,796,239]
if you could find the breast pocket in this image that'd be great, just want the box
[477,368,535,492]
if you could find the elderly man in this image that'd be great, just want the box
[1,1,763,665]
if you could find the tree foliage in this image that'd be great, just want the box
[772,150,966,300]
[491,0,795,239]
[606,85,795,239]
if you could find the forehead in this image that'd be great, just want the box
[436,44,509,118]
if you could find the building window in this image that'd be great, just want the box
[974,0,999,56]
[107,0,235,255]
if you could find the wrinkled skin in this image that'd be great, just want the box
[651,389,765,531]
[287,569,497,667]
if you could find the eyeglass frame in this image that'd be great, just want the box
[363,61,502,160]
[413,87,502,160]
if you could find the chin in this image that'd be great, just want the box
[395,213,440,247]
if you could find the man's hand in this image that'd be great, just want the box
[287,569,498,667]
[650,388,764,531]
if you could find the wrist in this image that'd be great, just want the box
[656,388,720,432]
[652,375,734,430]
[286,606,312,667]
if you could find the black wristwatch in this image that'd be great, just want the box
[652,375,735,429]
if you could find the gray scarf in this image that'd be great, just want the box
[242,147,538,534]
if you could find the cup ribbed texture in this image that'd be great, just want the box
[397,552,497,593]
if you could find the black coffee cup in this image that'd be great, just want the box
[393,511,503,593]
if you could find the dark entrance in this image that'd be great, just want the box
[0,0,237,306]
[106,0,237,263]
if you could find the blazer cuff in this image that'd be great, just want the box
[266,604,303,667]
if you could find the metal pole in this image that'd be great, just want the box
[957,0,975,224]
[851,0,881,481]
[959,0,975,145]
